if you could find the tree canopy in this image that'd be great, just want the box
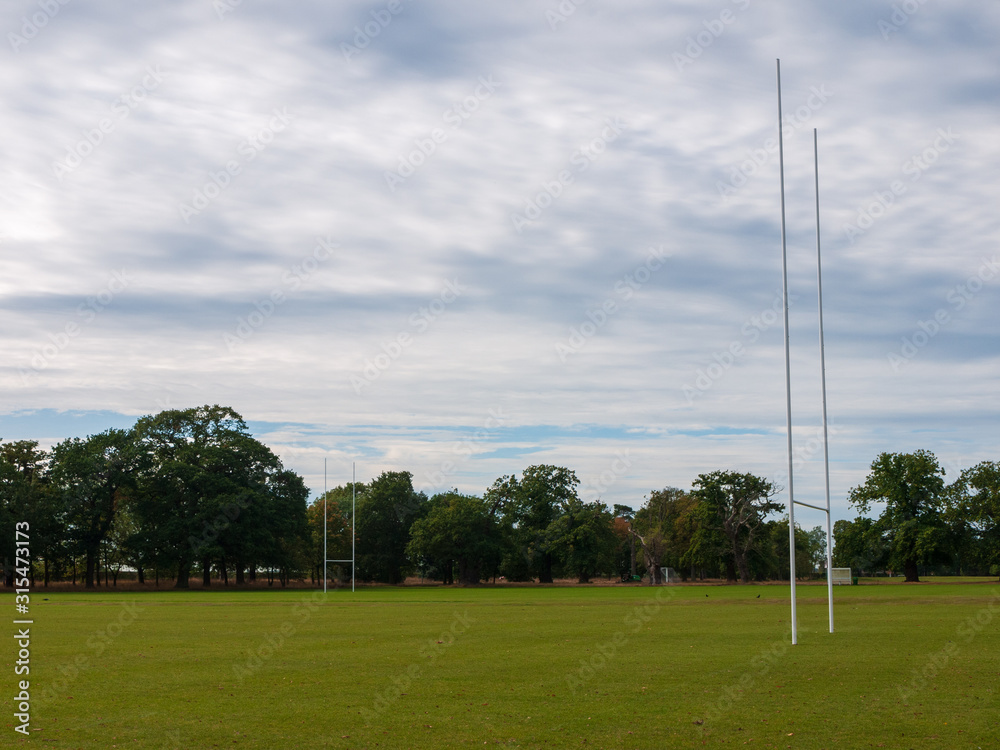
[848,450,949,582]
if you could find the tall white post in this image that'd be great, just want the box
[777,59,798,646]
[814,128,834,634]
[352,462,356,593]
[323,458,327,594]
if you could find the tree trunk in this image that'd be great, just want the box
[725,558,737,583]
[736,554,750,584]
[458,559,480,586]
[221,558,229,586]
[175,560,191,589]
[629,536,636,578]
[903,558,920,583]
[44,558,49,587]
[202,557,211,587]
[538,553,554,583]
[137,566,145,585]
[236,564,245,585]
[85,550,97,589]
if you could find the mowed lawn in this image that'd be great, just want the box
[5,580,1000,749]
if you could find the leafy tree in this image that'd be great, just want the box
[549,498,617,583]
[407,492,502,585]
[111,499,149,584]
[487,465,578,583]
[848,450,949,582]
[132,405,287,588]
[49,429,138,589]
[763,520,822,581]
[832,517,885,575]
[613,504,637,579]
[949,461,1000,578]
[355,471,425,583]
[0,440,51,587]
[804,526,828,576]
[633,488,698,583]
[257,468,310,586]
[688,471,781,583]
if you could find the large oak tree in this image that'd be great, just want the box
[848,450,949,582]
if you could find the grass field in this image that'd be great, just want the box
[5,580,1000,749]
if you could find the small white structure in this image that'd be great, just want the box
[831,567,852,586]
[660,567,680,584]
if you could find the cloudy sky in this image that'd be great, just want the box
[2,0,997,526]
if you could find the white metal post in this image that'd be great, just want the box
[814,128,834,634]
[352,461,356,593]
[323,458,327,594]
[322,462,356,592]
[777,58,798,646]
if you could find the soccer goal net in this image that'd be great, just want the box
[831,567,852,585]
[661,567,681,584]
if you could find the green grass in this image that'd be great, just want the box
[5,581,1000,749]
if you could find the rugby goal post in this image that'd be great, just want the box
[831,568,852,585]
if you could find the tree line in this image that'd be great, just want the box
[2,406,996,587]
[833,449,999,582]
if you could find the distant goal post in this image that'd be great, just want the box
[831,568,852,585]
[660,567,681,584]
